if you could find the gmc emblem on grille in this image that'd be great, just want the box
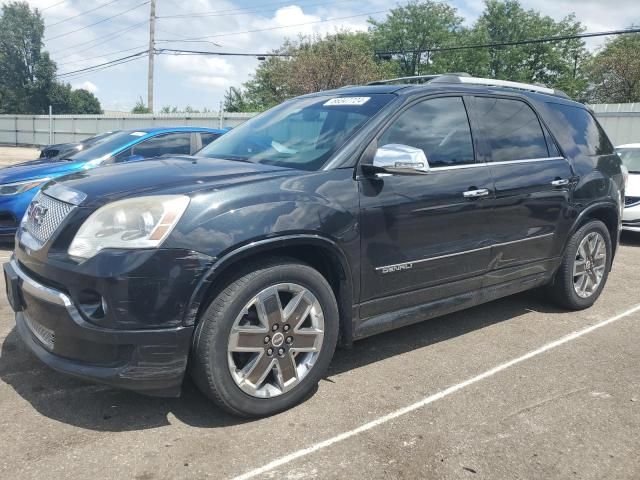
[27,201,49,226]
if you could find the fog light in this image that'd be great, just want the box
[77,290,107,321]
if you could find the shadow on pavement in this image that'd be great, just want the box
[0,288,563,432]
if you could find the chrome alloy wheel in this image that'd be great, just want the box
[227,283,325,398]
[573,231,607,298]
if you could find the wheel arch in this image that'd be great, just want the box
[567,201,620,260]
[186,234,355,347]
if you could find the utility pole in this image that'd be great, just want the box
[147,0,156,113]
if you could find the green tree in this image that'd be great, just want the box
[131,96,151,113]
[0,1,56,113]
[69,88,102,114]
[46,83,102,114]
[368,0,464,76]
[224,32,392,112]
[588,33,640,103]
[471,0,589,98]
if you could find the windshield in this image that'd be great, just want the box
[66,130,146,162]
[198,94,394,171]
[617,148,640,173]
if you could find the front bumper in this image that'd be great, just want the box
[4,258,194,396]
[622,202,640,232]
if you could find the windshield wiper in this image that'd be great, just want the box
[208,155,253,163]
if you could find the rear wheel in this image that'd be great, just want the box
[550,220,612,310]
[190,259,339,417]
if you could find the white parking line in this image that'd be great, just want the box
[231,302,640,480]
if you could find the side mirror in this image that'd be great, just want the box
[372,144,430,175]
[126,154,145,162]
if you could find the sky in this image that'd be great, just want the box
[21,0,640,112]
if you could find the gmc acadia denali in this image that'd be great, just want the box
[4,74,625,417]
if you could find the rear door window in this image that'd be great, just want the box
[132,133,192,158]
[473,97,549,162]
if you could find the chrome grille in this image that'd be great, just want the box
[24,191,74,246]
[24,314,55,350]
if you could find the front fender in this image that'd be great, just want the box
[162,169,360,329]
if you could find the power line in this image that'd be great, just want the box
[46,1,150,41]
[50,20,148,57]
[375,27,640,56]
[156,27,640,60]
[47,0,122,28]
[157,48,292,58]
[156,9,388,43]
[40,0,67,12]
[56,44,149,67]
[157,0,357,20]
[60,55,147,81]
[155,28,221,47]
[56,50,148,78]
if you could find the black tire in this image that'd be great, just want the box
[190,258,339,417]
[549,220,612,310]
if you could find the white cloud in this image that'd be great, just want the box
[72,80,99,93]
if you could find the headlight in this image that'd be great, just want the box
[68,195,190,260]
[0,178,50,195]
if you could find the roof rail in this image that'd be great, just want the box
[431,75,570,98]
[367,73,569,98]
[367,73,470,85]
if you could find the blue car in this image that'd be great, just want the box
[0,126,225,238]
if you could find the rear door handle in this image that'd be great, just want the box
[463,188,490,198]
[551,178,570,186]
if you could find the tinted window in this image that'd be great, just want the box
[200,132,220,148]
[198,94,394,171]
[546,103,614,156]
[474,97,549,162]
[379,96,474,167]
[132,133,191,158]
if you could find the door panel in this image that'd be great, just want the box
[359,166,495,304]
[487,158,574,269]
[469,96,575,274]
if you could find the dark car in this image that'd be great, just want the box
[4,74,625,417]
[39,131,116,159]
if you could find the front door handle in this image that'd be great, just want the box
[551,178,570,187]
[463,188,490,198]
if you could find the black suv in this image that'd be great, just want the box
[4,75,625,417]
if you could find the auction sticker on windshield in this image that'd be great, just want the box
[324,97,370,106]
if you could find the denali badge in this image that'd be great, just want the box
[27,201,48,226]
[380,263,414,274]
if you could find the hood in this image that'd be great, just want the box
[48,155,298,207]
[0,158,87,183]
[627,173,640,197]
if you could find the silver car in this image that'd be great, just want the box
[617,144,640,232]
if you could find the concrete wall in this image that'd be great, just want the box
[590,103,640,146]
[0,112,257,146]
[1,104,639,147]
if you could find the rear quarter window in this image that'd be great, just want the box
[545,103,614,157]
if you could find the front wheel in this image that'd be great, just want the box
[190,258,339,417]
[549,220,612,310]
